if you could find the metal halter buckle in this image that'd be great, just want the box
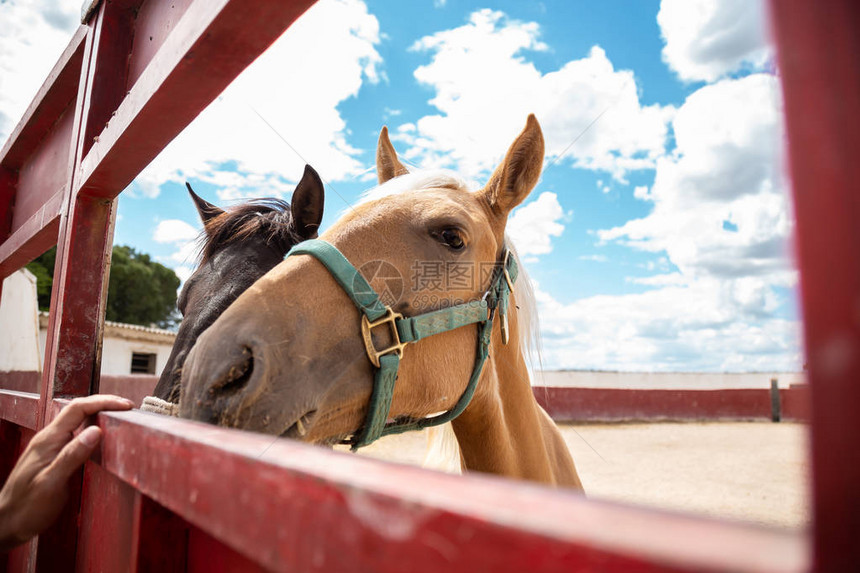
[361,307,407,368]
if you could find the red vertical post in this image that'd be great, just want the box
[73,463,137,572]
[34,3,129,569]
[769,1,860,571]
[38,26,96,418]
[0,168,15,246]
[130,495,189,573]
[39,0,132,419]
[2,429,36,572]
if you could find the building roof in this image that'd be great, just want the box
[38,311,176,344]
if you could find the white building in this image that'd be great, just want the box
[1,269,175,377]
[0,269,42,373]
[38,313,175,376]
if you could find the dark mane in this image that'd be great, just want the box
[199,199,296,262]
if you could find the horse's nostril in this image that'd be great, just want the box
[211,346,254,395]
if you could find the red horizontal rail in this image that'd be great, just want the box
[0,186,64,279]
[89,407,808,573]
[0,27,87,169]
[76,0,317,199]
[0,27,86,276]
[0,390,39,430]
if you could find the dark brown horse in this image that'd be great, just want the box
[149,165,324,406]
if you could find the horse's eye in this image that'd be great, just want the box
[437,228,465,251]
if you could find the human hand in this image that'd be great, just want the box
[0,394,134,551]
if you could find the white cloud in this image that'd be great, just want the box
[633,185,651,200]
[628,272,684,286]
[152,219,200,268]
[131,0,383,200]
[167,241,199,265]
[153,220,199,244]
[506,192,564,257]
[579,254,608,263]
[544,73,801,372]
[534,279,801,372]
[395,9,673,182]
[599,74,791,285]
[0,0,78,143]
[658,0,772,82]
[0,0,383,200]
[174,265,194,283]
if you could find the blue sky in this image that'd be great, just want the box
[0,0,800,372]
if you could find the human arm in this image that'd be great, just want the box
[0,395,134,551]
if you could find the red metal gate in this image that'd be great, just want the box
[0,0,855,570]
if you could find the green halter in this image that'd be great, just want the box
[286,239,517,450]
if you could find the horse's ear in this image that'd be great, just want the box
[291,165,325,239]
[186,182,224,227]
[481,114,545,217]
[376,126,409,184]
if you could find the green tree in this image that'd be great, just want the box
[25,245,180,329]
[105,246,181,328]
[25,248,55,310]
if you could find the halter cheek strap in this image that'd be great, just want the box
[286,239,517,450]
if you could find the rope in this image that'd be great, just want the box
[141,396,180,417]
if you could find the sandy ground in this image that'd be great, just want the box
[345,422,810,530]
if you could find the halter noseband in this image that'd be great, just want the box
[286,239,517,450]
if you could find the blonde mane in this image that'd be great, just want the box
[357,169,544,474]
[356,169,474,206]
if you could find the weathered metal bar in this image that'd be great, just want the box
[92,408,808,573]
[0,187,64,280]
[75,0,317,198]
[0,391,39,430]
[0,167,16,249]
[769,1,860,570]
[187,527,267,573]
[0,27,87,169]
[1,427,36,571]
[27,11,105,569]
[0,28,87,277]
[129,493,190,573]
[37,27,97,419]
[39,0,118,414]
[73,461,138,571]
[0,420,22,488]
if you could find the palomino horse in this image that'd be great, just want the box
[180,116,583,489]
[146,165,324,409]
